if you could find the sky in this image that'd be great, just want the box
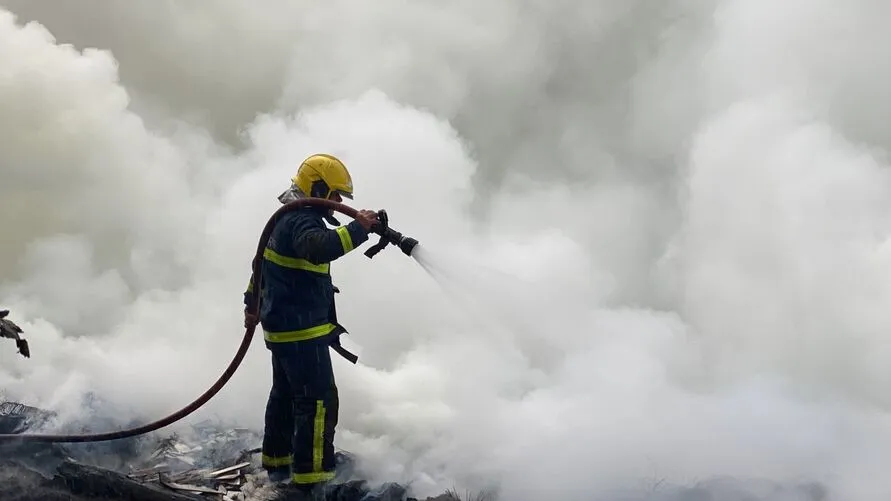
[2,1,891,500]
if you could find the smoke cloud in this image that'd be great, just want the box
[2,1,891,499]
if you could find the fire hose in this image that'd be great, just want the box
[0,198,418,443]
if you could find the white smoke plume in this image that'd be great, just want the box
[2,1,891,500]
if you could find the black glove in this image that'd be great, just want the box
[1,310,30,358]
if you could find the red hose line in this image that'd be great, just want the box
[0,198,360,443]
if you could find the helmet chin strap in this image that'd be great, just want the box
[278,185,342,226]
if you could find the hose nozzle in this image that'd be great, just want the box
[364,210,419,258]
[397,235,419,256]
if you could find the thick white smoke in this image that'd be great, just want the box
[2,1,891,500]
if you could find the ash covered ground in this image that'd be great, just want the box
[0,399,431,500]
[0,398,829,500]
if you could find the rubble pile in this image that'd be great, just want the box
[128,459,255,498]
[0,457,204,501]
[0,401,55,434]
[0,400,443,501]
[0,398,835,500]
[126,421,263,500]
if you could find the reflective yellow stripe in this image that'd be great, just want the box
[291,471,335,484]
[246,279,254,293]
[313,400,325,472]
[263,248,330,274]
[335,226,354,253]
[289,400,333,484]
[262,454,293,467]
[264,323,335,343]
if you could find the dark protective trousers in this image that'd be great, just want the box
[261,336,339,488]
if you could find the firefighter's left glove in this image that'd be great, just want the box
[1,310,30,358]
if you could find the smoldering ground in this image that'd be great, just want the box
[2,1,891,500]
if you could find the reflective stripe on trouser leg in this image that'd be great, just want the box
[291,391,339,485]
[262,353,294,473]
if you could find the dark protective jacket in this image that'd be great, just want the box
[243,206,369,346]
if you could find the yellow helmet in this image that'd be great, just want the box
[291,153,354,200]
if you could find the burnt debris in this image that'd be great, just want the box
[0,399,832,500]
[0,401,55,434]
[0,310,29,358]
[0,400,434,501]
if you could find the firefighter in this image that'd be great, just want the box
[243,153,378,499]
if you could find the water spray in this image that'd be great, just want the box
[0,198,419,443]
